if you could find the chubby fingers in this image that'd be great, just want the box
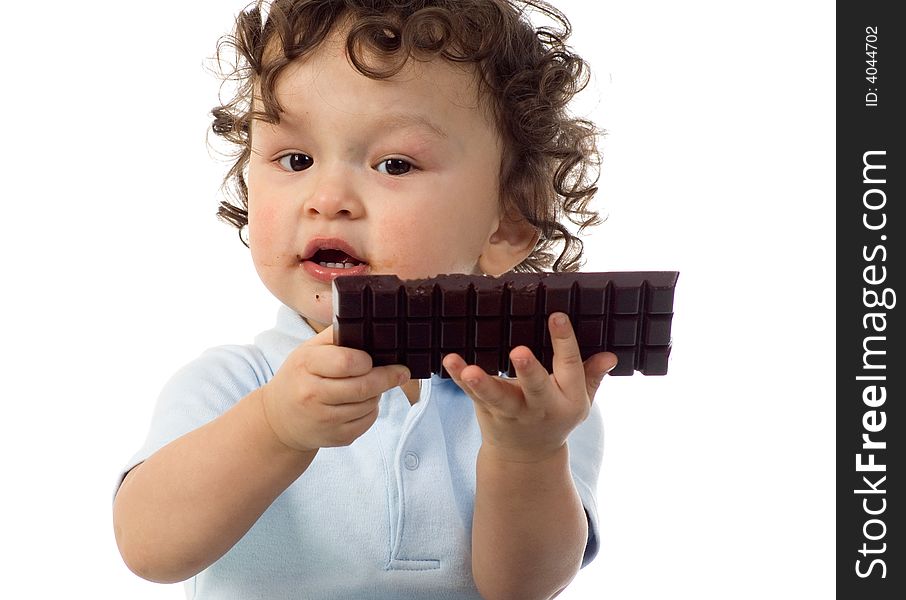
[507,345,553,409]
[300,326,397,380]
[548,313,619,404]
[442,353,521,413]
[583,352,619,403]
[304,344,375,378]
[323,365,410,405]
[289,335,410,404]
[547,312,590,401]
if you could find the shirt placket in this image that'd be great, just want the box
[386,380,442,571]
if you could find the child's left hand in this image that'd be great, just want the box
[442,312,618,464]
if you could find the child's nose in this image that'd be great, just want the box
[302,188,364,220]
[303,170,364,219]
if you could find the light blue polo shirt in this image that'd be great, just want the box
[115,304,603,599]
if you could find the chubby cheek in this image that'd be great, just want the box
[248,202,285,259]
[372,211,483,276]
[248,204,299,310]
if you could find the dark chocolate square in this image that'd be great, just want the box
[509,282,538,315]
[609,315,639,346]
[612,284,641,314]
[373,351,400,367]
[643,314,673,346]
[405,281,434,317]
[540,274,574,314]
[576,317,604,347]
[372,321,398,350]
[335,318,365,348]
[475,317,502,348]
[578,280,608,315]
[407,320,432,348]
[508,318,536,348]
[439,277,470,317]
[608,347,636,375]
[405,352,432,379]
[640,345,671,375]
[441,319,467,347]
[472,277,504,316]
[371,282,398,318]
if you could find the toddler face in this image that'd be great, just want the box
[247,24,513,332]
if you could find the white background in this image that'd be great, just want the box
[0,0,834,598]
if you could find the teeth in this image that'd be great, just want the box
[318,261,360,269]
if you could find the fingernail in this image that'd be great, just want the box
[465,377,480,387]
[399,370,411,385]
[512,357,530,369]
[554,313,567,326]
[605,362,618,374]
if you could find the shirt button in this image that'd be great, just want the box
[404,451,420,471]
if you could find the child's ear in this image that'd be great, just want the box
[478,207,540,277]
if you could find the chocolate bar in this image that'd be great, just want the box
[332,271,679,378]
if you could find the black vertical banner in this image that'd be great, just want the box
[838,3,904,597]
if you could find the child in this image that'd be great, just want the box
[113,1,615,598]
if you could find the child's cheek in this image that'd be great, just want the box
[391,211,422,237]
[248,205,280,249]
[383,212,433,268]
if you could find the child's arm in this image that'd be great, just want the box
[113,387,316,583]
[443,313,616,600]
[473,444,588,600]
[113,326,410,583]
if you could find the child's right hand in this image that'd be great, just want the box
[259,325,410,453]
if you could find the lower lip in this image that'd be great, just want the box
[301,260,370,283]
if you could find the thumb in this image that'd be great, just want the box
[584,352,618,402]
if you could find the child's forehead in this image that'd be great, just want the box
[253,20,494,129]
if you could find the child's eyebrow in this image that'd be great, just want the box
[376,113,449,140]
[275,111,449,141]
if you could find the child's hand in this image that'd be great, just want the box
[442,312,617,464]
[260,326,411,453]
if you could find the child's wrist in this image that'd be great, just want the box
[478,441,568,467]
[253,386,320,458]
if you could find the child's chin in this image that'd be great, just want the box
[304,299,334,331]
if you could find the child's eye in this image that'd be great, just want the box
[377,158,414,176]
[277,153,313,172]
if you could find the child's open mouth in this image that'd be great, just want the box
[308,248,366,269]
[300,247,369,282]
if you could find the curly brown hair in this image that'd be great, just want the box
[208,0,604,272]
